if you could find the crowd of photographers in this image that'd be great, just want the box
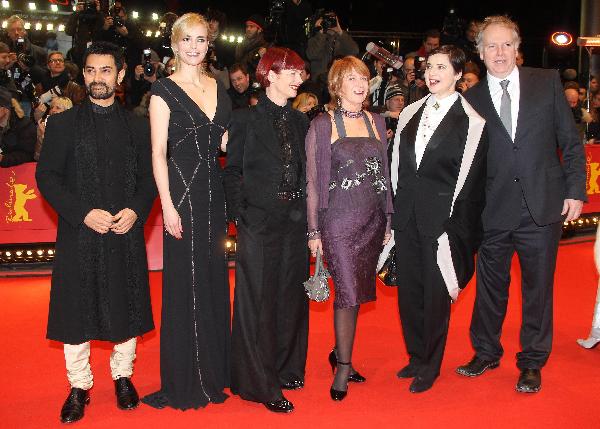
[1,0,598,168]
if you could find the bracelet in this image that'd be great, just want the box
[307,229,320,238]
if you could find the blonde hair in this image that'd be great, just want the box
[476,15,521,54]
[50,96,73,112]
[170,13,209,72]
[11,98,24,118]
[7,15,24,28]
[327,56,370,109]
[292,92,318,111]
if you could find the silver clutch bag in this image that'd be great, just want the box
[303,248,331,302]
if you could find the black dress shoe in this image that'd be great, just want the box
[264,397,294,413]
[409,376,435,393]
[328,349,366,383]
[516,368,541,393]
[329,387,347,401]
[281,377,304,390]
[456,356,500,377]
[396,363,420,379]
[114,377,139,410]
[60,387,90,424]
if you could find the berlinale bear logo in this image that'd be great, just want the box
[5,171,37,223]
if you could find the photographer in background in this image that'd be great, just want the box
[66,0,102,70]
[1,16,47,117]
[0,42,18,95]
[0,87,36,167]
[399,56,428,104]
[235,14,269,77]
[206,9,232,89]
[130,48,165,108]
[95,1,142,79]
[305,10,359,83]
[153,12,178,62]
[227,62,254,110]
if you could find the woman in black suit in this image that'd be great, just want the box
[383,45,487,393]
[223,47,310,414]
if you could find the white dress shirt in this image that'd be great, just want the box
[487,66,520,140]
[415,92,459,168]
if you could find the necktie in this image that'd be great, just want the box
[499,79,512,138]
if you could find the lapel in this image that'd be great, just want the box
[419,98,462,169]
[401,103,425,173]
[472,78,512,145]
[514,67,535,143]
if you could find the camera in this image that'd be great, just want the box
[306,9,338,37]
[143,49,155,77]
[413,56,425,81]
[111,7,124,27]
[15,37,35,68]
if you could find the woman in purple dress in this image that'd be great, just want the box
[305,56,393,401]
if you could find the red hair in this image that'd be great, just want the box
[255,47,305,88]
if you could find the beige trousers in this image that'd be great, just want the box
[63,338,137,390]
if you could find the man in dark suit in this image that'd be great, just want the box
[456,16,586,393]
[36,41,156,423]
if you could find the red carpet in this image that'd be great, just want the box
[1,239,599,428]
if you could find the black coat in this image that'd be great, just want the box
[464,67,587,230]
[36,102,157,344]
[223,95,309,223]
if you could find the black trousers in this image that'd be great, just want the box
[394,214,451,382]
[470,204,562,369]
[230,200,309,403]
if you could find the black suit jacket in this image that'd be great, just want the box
[464,67,587,230]
[223,96,310,224]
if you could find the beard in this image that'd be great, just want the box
[86,81,116,100]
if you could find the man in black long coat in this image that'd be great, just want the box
[36,41,157,424]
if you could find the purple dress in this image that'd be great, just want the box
[306,111,393,310]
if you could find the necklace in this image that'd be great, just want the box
[338,105,363,119]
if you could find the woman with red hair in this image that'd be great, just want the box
[224,47,310,414]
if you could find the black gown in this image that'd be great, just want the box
[142,78,232,410]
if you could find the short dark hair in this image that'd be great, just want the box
[205,8,227,30]
[424,29,441,41]
[229,62,249,76]
[427,45,466,75]
[83,41,125,71]
[0,41,9,54]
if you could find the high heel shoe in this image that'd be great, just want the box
[577,327,600,349]
[330,361,350,401]
[328,349,366,383]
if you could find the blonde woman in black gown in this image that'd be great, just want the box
[142,13,232,410]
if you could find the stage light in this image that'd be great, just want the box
[229,35,235,43]
[5,251,11,257]
[237,36,243,43]
[16,251,22,257]
[26,250,32,256]
[221,34,227,41]
[132,11,139,19]
[155,30,160,38]
[28,2,36,10]
[58,24,65,32]
[35,23,42,31]
[551,31,573,46]
[152,13,159,21]
[1,21,6,29]
[1,1,9,9]
[146,30,152,37]
[48,249,54,255]
[37,250,43,256]
[47,23,53,31]
[24,22,31,30]
[72,5,76,11]
[50,4,58,12]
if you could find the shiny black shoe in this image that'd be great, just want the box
[516,368,541,393]
[396,362,420,379]
[409,376,435,393]
[60,387,90,424]
[281,377,304,390]
[330,361,350,401]
[114,377,139,410]
[264,397,294,413]
[456,356,500,377]
[328,349,366,383]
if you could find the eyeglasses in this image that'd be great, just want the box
[48,58,64,64]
